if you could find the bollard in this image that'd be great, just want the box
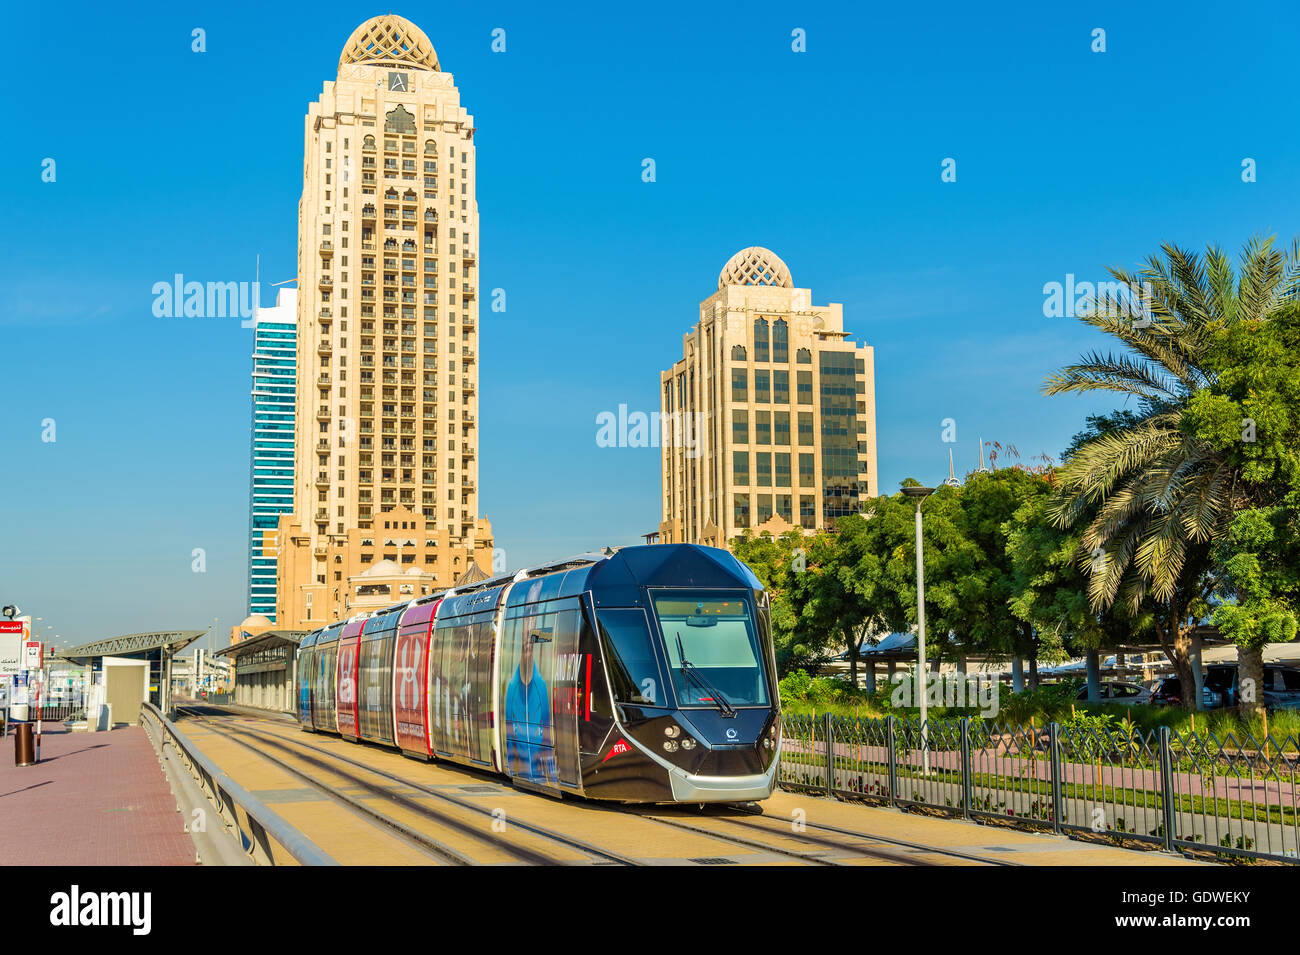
[14,722,35,766]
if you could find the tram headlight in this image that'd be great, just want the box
[664,724,680,738]
[663,740,679,753]
[680,737,696,750]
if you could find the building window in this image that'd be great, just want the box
[798,412,814,446]
[385,105,416,134]
[773,319,788,363]
[799,452,815,484]
[774,370,789,405]
[775,453,791,487]
[731,368,748,402]
[734,494,750,528]
[774,411,791,445]
[732,410,749,444]
[733,451,749,486]
[731,344,746,361]
[797,347,812,364]
[753,318,769,362]
[755,411,771,446]
[776,493,793,522]
[756,494,773,524]
[754,370,770,403]
[800,494,817,529]
[797,370,813,405]
[756,453,772,487]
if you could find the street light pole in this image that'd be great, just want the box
[902,485,935,774]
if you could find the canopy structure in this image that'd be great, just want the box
[216,630,306,713]
[58,630,205,717]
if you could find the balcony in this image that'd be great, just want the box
[462,284,475,300]
[320,307,332,319]
[317,374,331,386]
[316,406,330,419]
[317,439,330,450]
[462,250,476,265]
[317,341,332,355]
[318,275,333,288]
[460,349,475,363]
[320,240,333,254]
[315,509,328,521]
[315,472,329,486]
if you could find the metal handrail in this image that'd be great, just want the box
[140,702,337,866]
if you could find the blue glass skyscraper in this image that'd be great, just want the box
[248,287,298,620]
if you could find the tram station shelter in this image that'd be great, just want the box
[60,630,205,723]
[216,630,305,713]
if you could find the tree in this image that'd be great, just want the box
[1209,507,1300,717]
[1044,235,1300,708]
[949,466,1052,678]
[1186,301,1300,716]
[732,528,837,674]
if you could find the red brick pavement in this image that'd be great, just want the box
[0,722,197,865]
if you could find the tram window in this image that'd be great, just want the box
[597,609,665,706]
[654,594,768,707]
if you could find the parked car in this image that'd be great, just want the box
[1203,664,1300,710]
[1148,676,1219,709]
[1073,681,1152,703]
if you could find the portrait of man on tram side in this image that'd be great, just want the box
[504,626,557,785]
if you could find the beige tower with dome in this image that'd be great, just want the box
[276,15,492,630]
[659,247,878,547]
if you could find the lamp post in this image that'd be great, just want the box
[902,484,935,773]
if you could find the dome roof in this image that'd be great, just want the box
[718,247,793,291]
[360,559,402,577]
[340,15,439,72]
[239,613,272,629]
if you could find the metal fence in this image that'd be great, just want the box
[779,713,1300,864]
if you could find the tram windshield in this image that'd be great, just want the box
[652,592,768,708]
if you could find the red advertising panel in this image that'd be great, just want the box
[336,617,366,740]
[394,600,439,756]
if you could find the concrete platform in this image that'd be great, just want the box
[0,722,197,866]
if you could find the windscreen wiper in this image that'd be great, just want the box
[676,632,736,717]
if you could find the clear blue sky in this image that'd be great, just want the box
[3,0,1298,651]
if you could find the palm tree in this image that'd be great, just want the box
[1044,236,1300,711]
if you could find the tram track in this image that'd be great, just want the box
[729,803,1023,866]
[628,804,1019,867]
[177,705,641,866]
[177,704,1020,866]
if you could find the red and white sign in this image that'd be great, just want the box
[601,739,632,763]
[0,621,25,634]
[25,641,43,671]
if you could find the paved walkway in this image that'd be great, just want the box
[0,722,196,866]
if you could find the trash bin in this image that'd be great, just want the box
[14,722,35,766]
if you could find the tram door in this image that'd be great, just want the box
[499,604,581,790]
[315,642,338,733]
[394,618,432,756]
[431,612,493,767]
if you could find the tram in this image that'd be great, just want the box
[296,543,781,803]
